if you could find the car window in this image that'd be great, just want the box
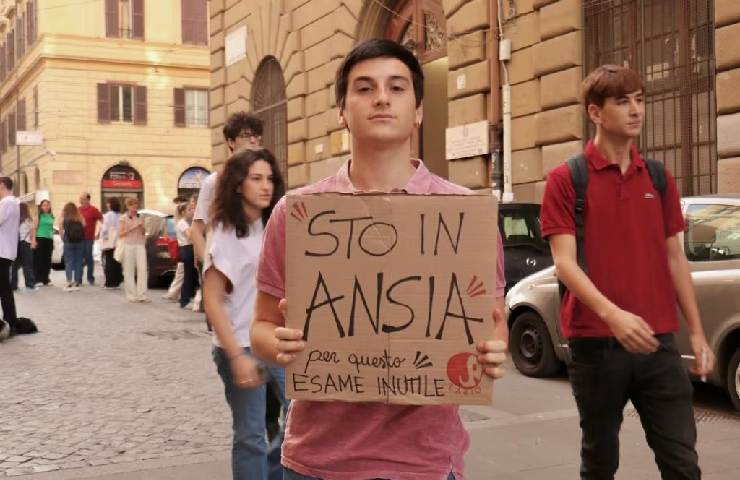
[166,217,177,237]
[684,204,740,262]
[141,215,164,237]
[500,210,546,249]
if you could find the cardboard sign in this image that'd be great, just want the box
[286,193,499,405]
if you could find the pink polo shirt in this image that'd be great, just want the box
[257,159,505,480]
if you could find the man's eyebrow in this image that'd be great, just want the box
[351,75,410,83]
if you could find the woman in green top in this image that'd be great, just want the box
[34,199,54,286]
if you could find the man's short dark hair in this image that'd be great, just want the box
[222,112,263,142]
[335,39,424,109]
[0,177,13,191]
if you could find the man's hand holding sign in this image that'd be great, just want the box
[274,193,505,404]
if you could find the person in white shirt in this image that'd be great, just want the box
[163,202,187,301]
[177,199,197,309]
[191,112,263,263]
[101,197,123,289]
[11,203,38,292]
[0,177,21,335]
[203,148,286,480]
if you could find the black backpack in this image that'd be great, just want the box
[557,154,667,298]
[66,220,85,243]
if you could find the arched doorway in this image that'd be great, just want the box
[383,0,449,179]
[101,164,144,212]
[177,166,210,201]
[251,57,288,178]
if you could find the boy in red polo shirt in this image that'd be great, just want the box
[540,65,715,479]
[250,39,508,480]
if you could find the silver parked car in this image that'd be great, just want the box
[505,195,740,411]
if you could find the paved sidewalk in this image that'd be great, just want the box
[1,269,231,477]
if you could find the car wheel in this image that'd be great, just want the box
[728,348,740,412]
[510,311,561,378]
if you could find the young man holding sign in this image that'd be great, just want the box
[251,39,507,480]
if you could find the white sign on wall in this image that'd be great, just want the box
[445,121,490,160]
[16,131,44,146]
[225,25,247,66]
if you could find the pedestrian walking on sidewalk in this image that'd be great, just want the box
[204,148,287,480]
[163,203,187,301]
[119,197,149,303]
[178,200,198,309]
[78,192,103,286]
[540,65,714,480]
[0,177,21,335]
[101,197,123,289]
[60,202,85,292]
[11,203,38,291]
[33,199,54,286]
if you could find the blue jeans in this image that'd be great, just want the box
[63,242,84,284]
[11,241,35,289]
[214,347,288,480]
[284,470,456,480]
[82,239,95,283]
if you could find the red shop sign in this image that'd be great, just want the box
[102,179,143,189]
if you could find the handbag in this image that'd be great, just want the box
[113,241,125,263]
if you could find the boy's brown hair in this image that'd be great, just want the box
[582,65,643,112]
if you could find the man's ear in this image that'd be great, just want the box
[337,108,345,127]
[415,103,423,128]
[587,103,602,126]
[226,138,236,152]
[338,107,350,132]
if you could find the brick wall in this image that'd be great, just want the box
[503,0,583,202]
[715,0,740,193]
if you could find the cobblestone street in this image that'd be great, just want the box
[0,269,231,477]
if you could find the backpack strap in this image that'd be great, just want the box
[566,154,589,275]
[644,158,667,198]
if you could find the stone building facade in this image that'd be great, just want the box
[209,0,738,201]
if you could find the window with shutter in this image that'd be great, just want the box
[173,88,186,127]
[105,0,119,38]
[182,0,207,45]
[9,113,16,147]
[181,0,192,44]
[0,45,5,81]
[132,0,145,40]
[98,83,111,123]
[110,84,121,121]
[7,30,14,71]
[16,17,24,60]
[134,85,147,124]
[17,100,26,132]
[33,87,38,129]
[185,89,208,126]
[27,2,36,45]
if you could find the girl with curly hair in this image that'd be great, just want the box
[203,147,286,480]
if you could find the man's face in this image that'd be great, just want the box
[588,90,645,139]
[339,57,422,147]
[228,129,261,152]
[79,194,90,206]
